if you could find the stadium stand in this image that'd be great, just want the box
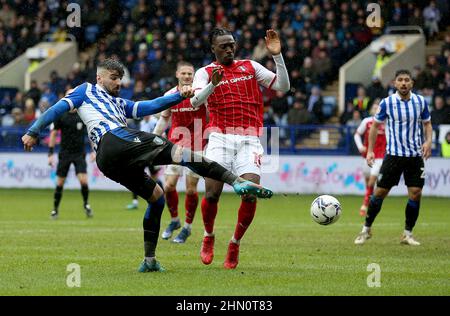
[0,0,449,156]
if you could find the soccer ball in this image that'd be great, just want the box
[310,195,342,225]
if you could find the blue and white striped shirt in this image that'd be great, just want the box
[375,92,431,157]
[27,82,184,150]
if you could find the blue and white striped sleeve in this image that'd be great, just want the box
[123,93,184,119]
[61,83,87,109]
[374,99,387,122]
[26,83,87,137]
[420,96,431,121]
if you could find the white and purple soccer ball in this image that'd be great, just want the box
[310,195,342,225]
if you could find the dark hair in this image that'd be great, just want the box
[177,61,194,70]
[97,58,124,78]
[395,69,412,79]
[209,27,234,45]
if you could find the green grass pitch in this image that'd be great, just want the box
[0,188,448,296]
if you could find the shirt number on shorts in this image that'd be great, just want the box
[253,152,262,167]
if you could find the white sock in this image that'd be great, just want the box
[204,231,214,237]
[231,237,240,245]
[133,199,138,206]
[145,256,155,263]
[184,223,192,230]
[362,226,371,233]
[171,217,180,223]
[404,230,413,237]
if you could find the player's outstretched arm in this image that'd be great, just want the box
[153,110,171,136]
[265,29,290,92]
[190,67,223,108]
[22,100,71,151]
[127,87,194,118]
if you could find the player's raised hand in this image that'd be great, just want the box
[366,151,375,168]
[180,85,194,98]
[22,134,37,152]
[265,29,281,55]
[422,141,432,160]
[211,66,224,86]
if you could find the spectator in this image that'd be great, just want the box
[346,110,362,128]
[307,86,325,124]
[431,95,450,125]
[366,76,387,104]
[353,86,370,114]
[441,132,450,158]
[288,100,310,143]
[270,91,289,139]
[23,98,36,124]
[288,99,310,125]
[25,80,42,106]
[372,47,391,78]
[11,107,27,127]
[423,1,441,40]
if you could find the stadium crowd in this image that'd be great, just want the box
[0,0,449,152]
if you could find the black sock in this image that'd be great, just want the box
[405,199,420,231]
[143,195,166,258]
[365,196,384,227]
[54,185,63,211]
[81,185,89,206]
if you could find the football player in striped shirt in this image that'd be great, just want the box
[22,58,273,272]
[355,69,432,246]
[189,28,290,269]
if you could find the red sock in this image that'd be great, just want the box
[233,200,257,241]
[364,186,374,206]
[201,197,218,234]
[185,192,199,224]
[165,190,179,218]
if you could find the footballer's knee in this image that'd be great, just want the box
[205,192,220,203]
[186,188,197,196]
[408,188,422,201]
[241,194,257,203]
[149,184,164,202]
[164,183,177,192]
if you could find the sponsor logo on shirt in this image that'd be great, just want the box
[216,75,254,87]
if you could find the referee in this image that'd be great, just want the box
[355,69,432,246]
[48,105,95,219]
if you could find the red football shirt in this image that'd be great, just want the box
[164,86,207,151]
[356,116,386,159]
[192,59,277,136]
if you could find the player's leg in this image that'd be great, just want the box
[52,156,71,219]
[222,136,264,269]
[172,172,200,243]
[360,162,371,216]
[200,178,224,264]
[77,173,93,218]
[355,155,401,244]
[95,131,166,272]
[401,157,426,245]
[110,168,166,272]
[362,159,382,216]
[51,176,66,219]
[161,169,181,240]
[74,154,92,218]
